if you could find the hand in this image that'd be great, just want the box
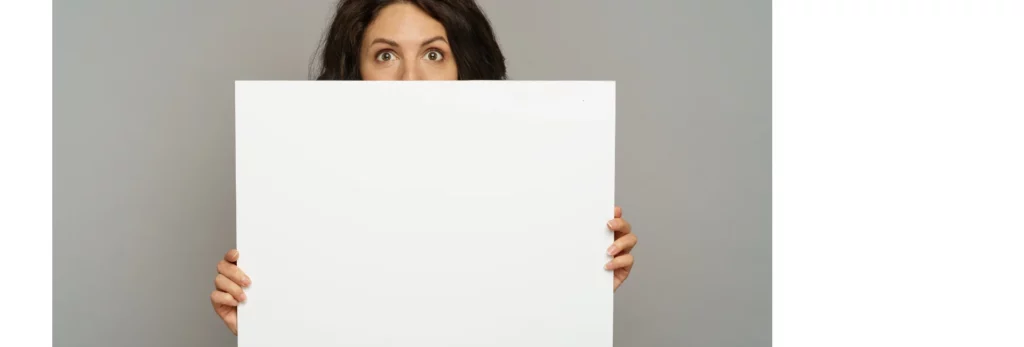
[606,206,637,291]
[210,249,251,335]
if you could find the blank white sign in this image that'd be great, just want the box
[235,81,615,347]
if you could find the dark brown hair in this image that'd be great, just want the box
[312,0,507,80]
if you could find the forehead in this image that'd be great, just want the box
[364,3,448,43]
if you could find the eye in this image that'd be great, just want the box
[375,50,397,62]
[423,49,444,62]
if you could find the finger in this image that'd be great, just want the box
[215,274,248,302]
[210,290,239,307]
[217,260,251,286]
[606,218,632,235]
[614,267,632,292]
[605,254,634,270]
[614,206,622,219]
[606,233,638,256]
[224,249,240,263]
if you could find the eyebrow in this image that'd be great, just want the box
[369,38,399,47]
[368,36,448,47]
[420,36,447,46]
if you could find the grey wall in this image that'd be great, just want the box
[54,0,769,346]
[54,1,338,346]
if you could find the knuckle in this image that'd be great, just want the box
[221,264,236,277]
[212,291,229,303]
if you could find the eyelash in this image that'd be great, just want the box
[423,49,444,62]
[374,48,445,63]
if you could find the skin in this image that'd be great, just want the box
[210,4,637,335]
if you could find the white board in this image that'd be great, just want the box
[235,81,615,347]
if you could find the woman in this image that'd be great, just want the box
[210,0,638,335]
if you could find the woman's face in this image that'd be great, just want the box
[360,4,458,80]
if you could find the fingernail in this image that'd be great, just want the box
[243,275,251,285]
[241,293,247,302]
[604,262,613,270]
[606,221,614,229]
[607,245,619,255]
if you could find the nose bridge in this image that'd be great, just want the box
[400,58,421,80]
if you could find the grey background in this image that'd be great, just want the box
[54,0,769,346]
